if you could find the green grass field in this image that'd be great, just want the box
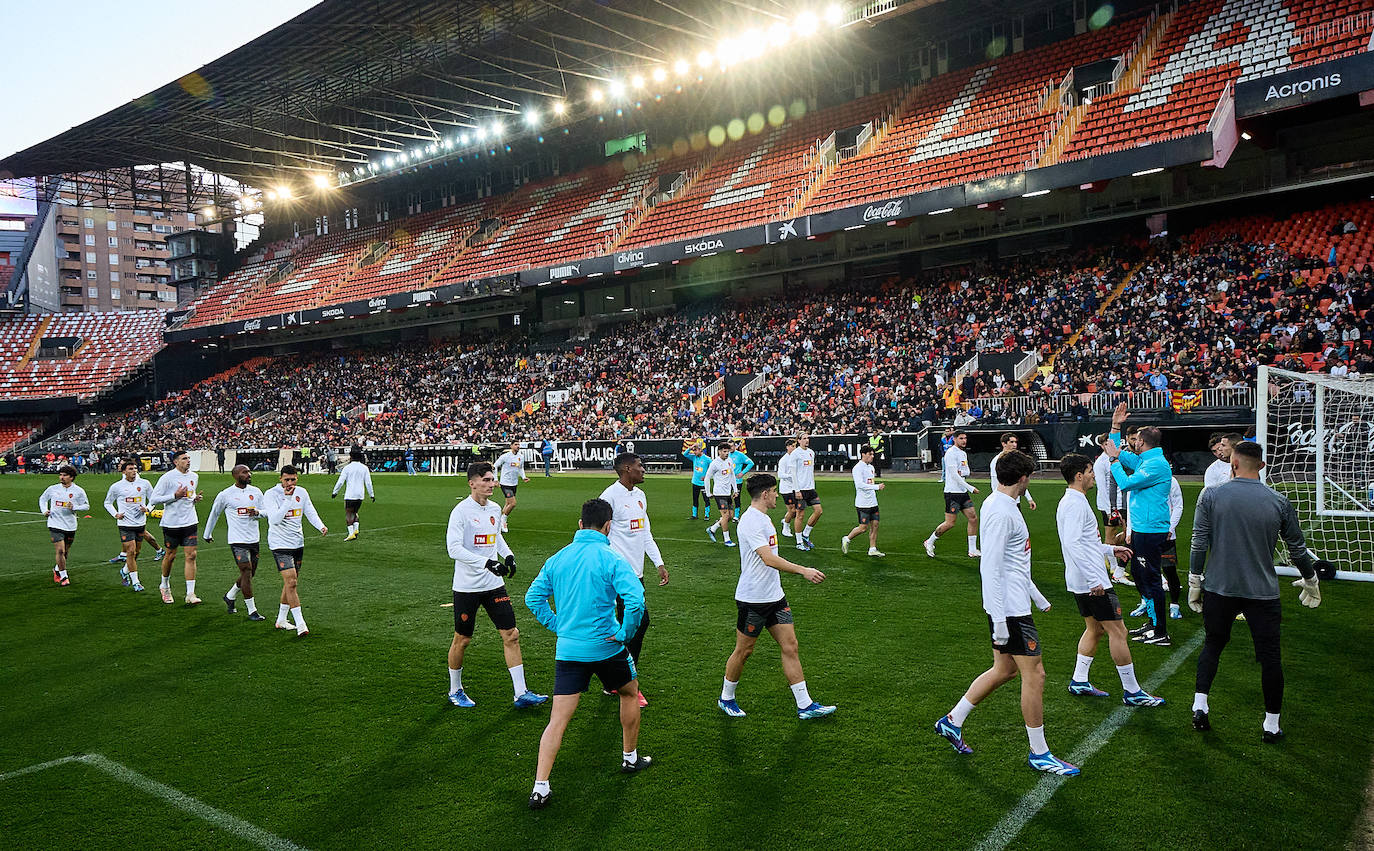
[2,470,1372,849]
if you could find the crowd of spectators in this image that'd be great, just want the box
[50,230,1373,453]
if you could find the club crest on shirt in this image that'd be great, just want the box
[1026,639,1038,652]
[489,516,496,526]
[1024,540,1032,552]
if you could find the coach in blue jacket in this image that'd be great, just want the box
[524,498,651,809]
[1100,402,1174,645]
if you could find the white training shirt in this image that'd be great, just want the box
[791,447,817,490]
[1057,488,1117,594]
[942,446,974,494]
[446,495,511,593]
[705,457,736,497]
[852,460,879,508]
[204,484,266,545]
[1093,452,1125,512]
[332,460,374,500]
[778,450,796,493]
[150,469,201,529]
[735,505,785,604]
[104,476,152,526]
[264,484,325,550]
[40,483,90,532]
[496,451,527,487]
[599,480,664,578]
[979,491,1035,621]
[991,452,1032,504]
[1203,459,1232,492]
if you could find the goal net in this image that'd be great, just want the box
[1258,366,1374,581]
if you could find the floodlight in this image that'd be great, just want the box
[311,174,332,190]
[525,109,539,126]
[696,50,714,69]
[552,101,567,116]
[824,4,845,25]
[631,74,645,88]
[795,11,819,35]
[651,67,667,83]
[674,59,690,75]
[589,88,604,103]
[609,80,626,97]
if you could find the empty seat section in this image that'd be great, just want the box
[343,200,493,299]
[0,311,164,399]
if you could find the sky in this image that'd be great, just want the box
[0,0,320,161]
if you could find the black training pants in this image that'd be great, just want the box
[1132,531,1170,634]
[1195,591,1284,713]
[615,590,650,664]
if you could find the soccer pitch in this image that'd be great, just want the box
[3,470,1372,849]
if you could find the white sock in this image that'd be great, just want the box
[226,583,240,600]
[968,535,978,552]
[161,576,171,590]
[449,667,463,693]
[278,603,291,624]
[709,521,719,532]
[186,579,196,596]
[622,749,637,764]
[789,680,813,710]
[803,523,815,539]
[244,597,257,615]
[723,529,731,542]
[1193,692,1210,712]
[1026,725,1049,754]
[1264,712,1281,733]
[926,531,938,544]
[510,664,528,696]
[721,678,738,701]
[128,571,139,585]
[533,780,550,795]
[950,697,976,727]
[58,569,68,579]
[1117,663,1141,693]
[291,606,307,632]
[1073,654,1093,683]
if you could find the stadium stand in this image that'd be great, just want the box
[0,311,164,400]
[226,220,392,321]
[341,200,490,301]
[0,418,41,453]
[1062,0,1373,161]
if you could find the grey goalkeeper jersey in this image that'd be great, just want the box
[1189,477,1316,600]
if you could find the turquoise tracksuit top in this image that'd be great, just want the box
[1109,435,1173,534]
[729,450,755,484]
[686,451,711,486]
[525,529,645,662]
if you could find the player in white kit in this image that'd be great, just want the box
[264,466,326,635]
[991,433,1037,510]
[704,444,738,547]
[103,457,154,592]
[925,431,980,558]
[599,453,670,708]
[40,465,89,586]
[841,446,886,557]
[789,435,822,551]
[495,441,530,532]
[150,450,204,605]
[444,461,548,709]
[331,446,374,541]
[204,464,268,621]
[776,438,799,539]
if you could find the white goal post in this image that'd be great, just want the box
[1257,365,1374,581]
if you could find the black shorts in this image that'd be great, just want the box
[798,489,821,507]
[452,586,516,636]
[1101,509,1126,527]
[989,613,1041,656]
[736,598,794,636]
[48,527,76,547]
[344,498,363,512]
[231,543,260,572]
[163,524,198,549]
[500,485,518,498]
[856,506,880,524]
[118,525,146,543]
[1073,590,1123,622]
[945,492,974,514]
[782,491,798,507]
[553,648,637,696]
[714,495,735,511]
[273,547,305,572]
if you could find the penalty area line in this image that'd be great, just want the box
[0,753,308,851]
[973,629,1205,851]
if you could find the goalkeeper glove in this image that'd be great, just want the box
[1187,573,1204,613]
[503,555,516,578]
[331,492,337,499]
[484,559,502,576]
[1293,576,1321,608]
[992,619,1010,646]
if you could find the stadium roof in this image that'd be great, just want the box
[0,0,1032,189]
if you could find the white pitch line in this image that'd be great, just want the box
[0,754,309,851]
[972,629,1206,851]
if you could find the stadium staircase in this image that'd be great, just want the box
[1047,258,1146,368]
[17,315,52,369]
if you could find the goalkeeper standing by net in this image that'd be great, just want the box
[1187,441,1322,742]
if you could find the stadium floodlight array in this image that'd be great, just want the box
[1257,366,1374,581]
